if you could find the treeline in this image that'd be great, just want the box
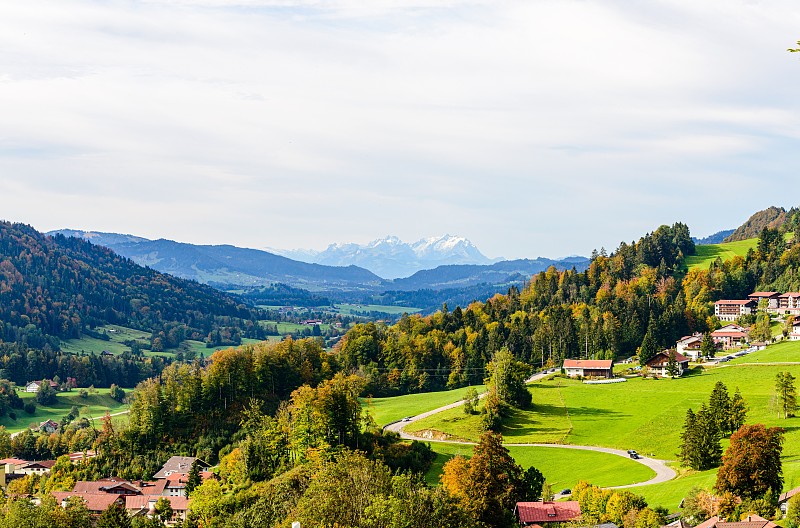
[339,223,699,396]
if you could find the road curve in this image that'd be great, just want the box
[384,375,676,488]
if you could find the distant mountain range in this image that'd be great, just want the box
[267,234,500,279]
[692,229,735,245]
[49,230,590,301]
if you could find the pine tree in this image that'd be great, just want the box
[729,388,748,434]
[96,503,132,528]
[679,408,700,469]
[638,318,658,366]
[775,372,797,419]
[666,350,679,378]
[695,404,723,470]
[701,332,716,359]
[186,459,202,497]
[708,381,732,435]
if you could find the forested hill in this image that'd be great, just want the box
[0,221,261,353]
[724,206,793,242]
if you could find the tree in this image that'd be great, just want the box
[715,423,784,501]
[751,313,772,343]
[790,41,800,53]
[701,332,716,359]
[36,380,57,405]
[678,408,699,469]
[729,388,748,434]
[775,372,797,419]
[109,384,126,403]
[786,494,800,528]
[186,459,202,497]
[638,319,658,366]
[708,381,731,435]
[463,387,479,415]
[665,350,679,378]
[97,503,133,528]
[680,405,722,471]
[153,497,174,523]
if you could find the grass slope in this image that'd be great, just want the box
[1,389,129,434]
[425,442,656,490]
[685,238,757,271]
[364,385,485,426]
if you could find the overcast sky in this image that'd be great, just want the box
[1,1,799,259]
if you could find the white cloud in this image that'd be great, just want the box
[0,0,799,259]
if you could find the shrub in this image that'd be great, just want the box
[24,402,36,415]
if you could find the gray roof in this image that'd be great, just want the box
[152,456,209,479]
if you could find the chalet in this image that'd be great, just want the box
[777,293,800,315]
[645,351,690,378]
[694,515,778,528]
[39,419,59,434]
[127,495,190,525]
[18,460,56,476]
[676,334,704,360]
[714,300,756,322]
[24,380,59,393]
[516,501,581,526]
[563,359,613,379]
[153,456,210,479]
[711,324,749,350]
[749,292,781,311]
[53,491,126,515]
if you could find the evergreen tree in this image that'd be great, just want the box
[638,318,658,366]
[708,381,732,436]
[701,332,716,359]
[666,350,679,378]
[97,503,132,528]
[678,408,700,469]
[695,404,723,470]
[186,459,202,497]
[729,388,748,434]
[775,371,797,419]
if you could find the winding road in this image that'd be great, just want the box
[384,373,676,489]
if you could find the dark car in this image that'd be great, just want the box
[628,450,640,459]
[560,488,571,495]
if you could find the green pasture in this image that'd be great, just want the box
[1,388,130,434]
[334,304,422,316]
[424,442,656,490]
[685,238,757,271]
[60,324,151,356]
[363,385,486,426]
[181,338,271,358]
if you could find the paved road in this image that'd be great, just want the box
[384,374,676,488]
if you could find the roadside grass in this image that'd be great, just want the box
[685,238,757,271]
[364,385,485,426]
[725,340,800,365]
[424,442,656,490]
[1,389,129,434]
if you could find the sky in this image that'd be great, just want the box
[1,1,799,260]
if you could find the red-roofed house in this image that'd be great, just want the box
[749,292,780,312]
[645,351,690,378]
[126,495,190,525]
[19,460,56,476]
[52,492,126,514]
[715,300,756,322]
[712,324,749,350]
[778,293,800,315]
[516,501,581,526]
[563,360,613,379]
[676,333,704,360]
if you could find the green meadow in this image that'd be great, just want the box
[364,385,486,426]
[685,238,758,271]
[334,303,422,316]
[60,324,151,356]
[0,388,130,434]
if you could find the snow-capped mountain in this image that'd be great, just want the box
[303,235,497,279]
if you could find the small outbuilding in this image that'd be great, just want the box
[563,359,613,379]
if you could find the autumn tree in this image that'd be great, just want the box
[153,497,174,523]
[786,494,800,528]
[715,424,784,501]
[96,503,132,528]
[441,431,542,527]
[774,372,797,419]
[463,387,479,415]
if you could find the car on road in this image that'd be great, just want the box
[628,450,640,459]
[560,489,571,495]
[401,416,413,422]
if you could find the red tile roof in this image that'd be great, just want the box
[563,360,612,369]
[52,492,125,513]
[749,292,779,297]
[694,515,778,528]
[715,300,754,305]
[125,495,190,512]
[0,458,29,466]
[516,501,581,524]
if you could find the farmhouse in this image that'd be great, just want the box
[18,460,56,476]
[153,456,210,479]
[24,380,58,393]
[563,359,613,379]
[714,300,756,322]
[645,351,689,378]
[711,324,749,350]
[516,501,581,526]
[38,419,59,434]
[676,333,703,360]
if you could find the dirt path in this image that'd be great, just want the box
[384,376,676,489]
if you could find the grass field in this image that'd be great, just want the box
[685,238,758,271]
[60,324,151,356]
[0,388,130,434]
[403,341,800,510]
[363,385,486,426]
[334,303,422,315]
[424,442,656,490]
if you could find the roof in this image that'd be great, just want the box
[125,495,190,512]
[711,331,748,338]
[563,360,613,369]
[0,458,29,466]
[21,460,56,469]
[517,501,581,524]
[780,486,800,503]
[52,492,125,512]
[749,292,779,298]
[779,292,800,298]
[694,515,778,528]
[715,300,754,305]
[153,456,210,479]
[646,351,689,366]
[74,478,140,494]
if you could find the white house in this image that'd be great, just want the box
[563,359,613,378]
[676,333,703,360]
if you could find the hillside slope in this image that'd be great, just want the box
[724,206,789,242]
